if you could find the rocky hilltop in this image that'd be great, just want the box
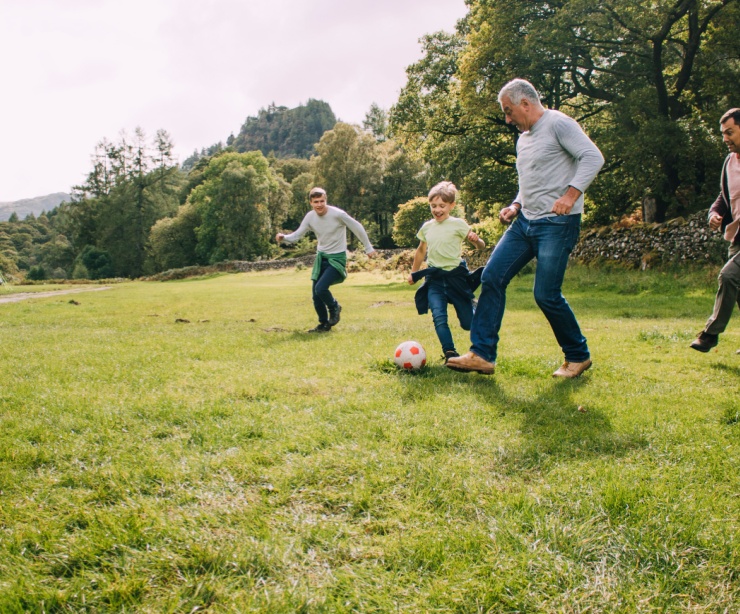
[0,192,71,221]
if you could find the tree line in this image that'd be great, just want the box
[0,102,427,280]
[2,0,738,281]
[391,0,740,225]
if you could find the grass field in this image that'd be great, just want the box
[1,266,739,612]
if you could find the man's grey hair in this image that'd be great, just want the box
[498,78,541,106]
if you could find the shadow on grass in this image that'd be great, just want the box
[710,362,740,376]
[256,328,343,344]
[384,362,646,471]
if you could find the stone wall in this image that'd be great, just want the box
[145,217,730,282]
[572,211,728,268]
[143,250,412,281]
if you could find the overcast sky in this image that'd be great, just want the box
[0,0,468,202]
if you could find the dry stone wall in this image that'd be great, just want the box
[572,211,728,268]
[145,216,730,282]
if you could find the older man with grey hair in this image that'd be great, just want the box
[447,78,604,377]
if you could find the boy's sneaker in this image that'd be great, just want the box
[690,331,718,352]
[443,350,460,364]
[328,303,342,326]
[308,323,332,333]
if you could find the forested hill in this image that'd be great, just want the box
[232,99,336,158]
[183,100,337,170]
[0,192,70,221]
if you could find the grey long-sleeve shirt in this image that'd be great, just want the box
[282,205,374,254]
[514,109,604,219]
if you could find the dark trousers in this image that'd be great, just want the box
[312,259,343,324]
[705,244,740,335]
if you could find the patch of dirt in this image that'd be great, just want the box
[371,300,414,308]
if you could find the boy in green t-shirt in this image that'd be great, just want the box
[408,181,486,362]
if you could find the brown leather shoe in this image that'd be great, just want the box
[445,351,495,375]
[552,359,592,378]
[690,331,718,353]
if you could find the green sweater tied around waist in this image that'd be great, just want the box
[311,251,347,282]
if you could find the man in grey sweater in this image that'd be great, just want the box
[447,78,604,377]
[276,187,376,333]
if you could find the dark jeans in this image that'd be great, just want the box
[427,278,474,353]
[704,244,740,335]
[470,213,588,363]
[312,258,343,324]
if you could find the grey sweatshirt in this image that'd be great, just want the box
[282,205,374,254]
[514,109,604,219]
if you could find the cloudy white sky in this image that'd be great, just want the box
[0,0,468,202]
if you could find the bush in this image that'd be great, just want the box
[27,265,47,281]
[392,198,431,248]
[376,235,397,249]
[72,262,90,280]
[469,217,505,249]
[393,198,466,248]
[77,246,114,280]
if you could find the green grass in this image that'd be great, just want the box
[1,266,739,612]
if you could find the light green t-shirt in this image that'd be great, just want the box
[417,217,470,270]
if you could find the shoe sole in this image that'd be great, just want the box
[445,363,494,375]
[690,344,713,353]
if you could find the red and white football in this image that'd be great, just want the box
[393,340,427,371]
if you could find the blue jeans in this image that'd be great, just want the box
[312,259,343,324]
[470,213,588,363]
[427,278,474,353]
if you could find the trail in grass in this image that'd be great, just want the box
[0,286,111,304]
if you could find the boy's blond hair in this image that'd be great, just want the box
[428,181,457,204]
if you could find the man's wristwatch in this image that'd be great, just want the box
[510,203,521,215]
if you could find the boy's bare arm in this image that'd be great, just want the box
[466,230,485,250]
[408,241,427,284]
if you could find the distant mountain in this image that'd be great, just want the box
[0,192,71,221]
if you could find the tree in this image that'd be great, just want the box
[39,234,75,273]
[314,123,382,222]
[76,245,114,280]
[286,172,316,228]
[374,140,428,242]
[363,103,389,142]
[148,203,200,271]
[64,129,184,277]
[391,29,519,217]
[392,0,740,224]
[185,151,288,263]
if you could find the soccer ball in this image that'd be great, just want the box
[393,340,426,371]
